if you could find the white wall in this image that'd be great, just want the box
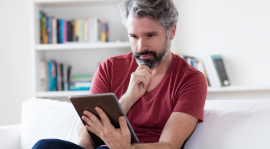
[0,0,32,126]
[0,0,270,126]
[173,0,270,86]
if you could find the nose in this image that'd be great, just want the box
[137,38,148,51]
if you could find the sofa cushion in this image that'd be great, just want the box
[21,98,81,149]
[184,109,270,149]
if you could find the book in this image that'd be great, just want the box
[64,20,67,43]
[59,19,64,43]
[41,12,47,44]
[203,58,215,87]
[63,64,72,91]
[67,21,73,42]
[39,61,48,91]
[52,17,57,44]
[57,63,63,91]
[78,20,82,42]
[48,60,57,91]
[84,19,89,42]
[46,16,50,44]
[75,20,79,42]
[39,11,43,44]
[207,55,222,87]
[197,61,210,86]
[57,19,60,43]
[211,55,230,86]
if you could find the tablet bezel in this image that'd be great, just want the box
[69,93,139,146]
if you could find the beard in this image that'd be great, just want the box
[133,37,171,69]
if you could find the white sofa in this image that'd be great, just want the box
[1,98,270,149]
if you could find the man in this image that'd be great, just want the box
[33,0,207,149]
[78,0,207,148]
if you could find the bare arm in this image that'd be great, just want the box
[131,112,198,149]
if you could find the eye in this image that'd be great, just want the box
[148,34,156,37]
[130,35,138,39]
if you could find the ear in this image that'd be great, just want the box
[170,24,177,40]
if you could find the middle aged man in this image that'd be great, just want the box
[78,0,207,149]
[32,0,207,149]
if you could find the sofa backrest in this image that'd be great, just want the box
[21,98,270,149]
[185,99,270,149]
[21,98,81,149]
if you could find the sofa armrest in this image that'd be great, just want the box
[0,124,21,149]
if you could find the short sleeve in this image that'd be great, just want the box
[89,58,112,94]
[173,72,207,123]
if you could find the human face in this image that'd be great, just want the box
[127,16,170,69]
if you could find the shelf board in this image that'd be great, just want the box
[207,85,270,92]
[35,42,130,51]
[36,86,270,97]
[36,91,89,97]
[33,0,119,6]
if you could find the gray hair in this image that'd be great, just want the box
[119,0,178,31]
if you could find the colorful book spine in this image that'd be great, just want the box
[39,12,110,44]
[59,19,64,43]
[75,20,79,42]
[48,60,57,91]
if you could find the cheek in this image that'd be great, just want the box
[129,39,137,52]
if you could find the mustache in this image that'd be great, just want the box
[134,51,158,59]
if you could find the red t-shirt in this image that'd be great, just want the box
[90,52,207,145]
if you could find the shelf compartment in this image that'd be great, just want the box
[35,42,131,51]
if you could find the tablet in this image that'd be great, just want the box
[69,93,139,146]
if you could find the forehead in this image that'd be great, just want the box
[126,16,165,34]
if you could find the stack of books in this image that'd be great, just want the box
[39,11,109,44]
[179,54,230,87]
[69,74,92,91]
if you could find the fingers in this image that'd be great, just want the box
[136,64,152,73]
[119,116,131,139]
[82,111,104,133]
[95,107,114,129]
[134,76,149,89]
[131,69,151,88]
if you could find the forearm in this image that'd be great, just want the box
[119,93,137,114]
[131,142,174,149]
[77,123,98,149]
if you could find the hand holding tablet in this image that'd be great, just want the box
[69,93,139,146]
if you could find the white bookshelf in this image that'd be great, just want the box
[30,0,130,99]
[30,0,270,99]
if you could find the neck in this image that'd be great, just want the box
[151,52,172,75]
